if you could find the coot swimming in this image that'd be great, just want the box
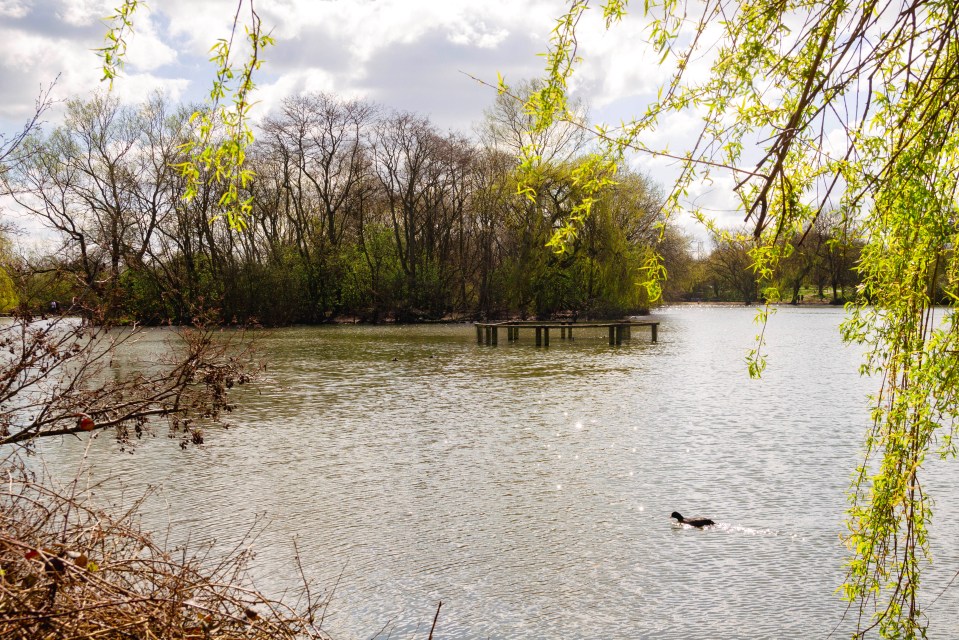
[670,511,715,528]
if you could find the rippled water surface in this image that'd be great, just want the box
[38,307,959,638]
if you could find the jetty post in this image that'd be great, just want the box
[475,320,658,347]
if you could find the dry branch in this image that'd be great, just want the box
[0,454,332,640]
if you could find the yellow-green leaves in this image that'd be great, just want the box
[529,1,959,635]
[0,261,17,313]
[98,1,273,231]
[96,0,140,87]
[543,154,620,255]
[175,7,273,231]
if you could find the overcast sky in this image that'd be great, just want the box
[0,0,743,238]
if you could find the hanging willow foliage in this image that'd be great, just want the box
[98,0,273,230]
[523,0,959,637]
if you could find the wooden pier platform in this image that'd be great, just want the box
[474,320,659,347]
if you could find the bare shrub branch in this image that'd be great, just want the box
[0,452,332,639]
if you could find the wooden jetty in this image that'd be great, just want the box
[474,320,659,347]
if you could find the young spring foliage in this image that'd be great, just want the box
[96,0,140,86]
[527,0,959,637]
[98,0,273,230]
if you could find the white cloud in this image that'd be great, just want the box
[109,73,190,106]
[0,0,674,139]
[0,29,100,120]
[59,0,113,27]
[0,193,58,252]
[122,13,178,73]
[0,0,29,19]
[0,27,52,70]
[447,21,510,49]
[251,67,350,123]
[154,0,243,54]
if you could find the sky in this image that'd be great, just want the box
[0,0,745,239]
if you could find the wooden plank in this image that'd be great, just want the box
[474,320,659,344]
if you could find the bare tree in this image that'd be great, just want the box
[267,93,376,247]
[10,94,176,317]
[0,78,57,198]
[373,112,451,317]
[480,79,588,166]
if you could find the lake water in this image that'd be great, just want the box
[35,306,959,638]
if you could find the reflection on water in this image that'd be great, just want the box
[35,307,959,638]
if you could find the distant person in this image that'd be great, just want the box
[49,300,59,314]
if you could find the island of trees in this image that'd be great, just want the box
[2,87,867,326]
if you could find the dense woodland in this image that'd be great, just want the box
[3,89,863,324]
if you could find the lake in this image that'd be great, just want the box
[36,306,959,638]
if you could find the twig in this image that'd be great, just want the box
[427,600,442,640]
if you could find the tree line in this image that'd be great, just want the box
[6,87,688,325]
[680,213,864,306]
[3,86,879,321]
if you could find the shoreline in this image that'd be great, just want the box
[8,299,848,330]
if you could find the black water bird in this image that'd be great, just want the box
[671,511,715,528]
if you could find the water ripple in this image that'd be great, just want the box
[34,309,959,639]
